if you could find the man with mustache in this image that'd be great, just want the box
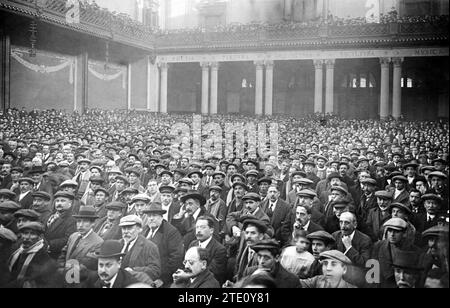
[44,191,77,259]
[7,222,59,288]
[392,250,424,288]
[415,194,444,238]
[92,240,138,288]
[171,246,220,288]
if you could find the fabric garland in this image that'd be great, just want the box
[88,63,126,89]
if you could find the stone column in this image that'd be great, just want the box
[379,57,391,120]
[147,56,160,112]
[265,60,274,116]
[255,60,264,116]
[325,59,335,114]
[159,62,168,113]
[127,63,132,110]
[81,52,89,113]
[314,59,324,114]
[201,62,210,115]
[0,33,11,111]
[392,57,403,119]
[210,62,219,114]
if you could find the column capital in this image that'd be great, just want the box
[313,59,324,69]
[325,59,335,68]
[200,61,210,69]
[210,62,219,70]
[392,57,404,67]
[265,60,274,69]
[158,62,168,70]
[254,60,265,68]
[380,57,391,66]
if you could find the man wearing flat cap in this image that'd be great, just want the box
[6,222,60,288]
[159,185,181,224]
[118,215,161,284]
[31,191,53,225]
[205,186,227,231]
[358,178,379,222]
[17,177,34,210]
[90,240,139,288]
[294,189,325,227]
[306,231,335,278]
[427,171,448,210]
[366,190,393,242]
[414,194,444,238]
[13,209,41,231]
[72,159,92,199]
[391,175,410,205]
[240,239,300,288]
[371,217,422,288]
[142,202,184,288]
[300,250,356,288]
[212,171,230,202]
[59,180,84,215]
[94,202,126,241]
[59,206,104,281]
[0,188,16,204]
[45,191,77,259]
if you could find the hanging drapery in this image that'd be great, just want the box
[11,47,75,84]
[88,61,126,89]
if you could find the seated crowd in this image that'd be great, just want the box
[0,109,448,288]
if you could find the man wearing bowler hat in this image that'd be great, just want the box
[60,206,103,273]
[142,202,184,287]
[94,201,126,241]
[92,240,138,288]
[119,215,161,284]
[17,177,35,210]
[45,191,77,259]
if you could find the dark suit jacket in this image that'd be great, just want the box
[167,201,182,224]
[92,269,139,288]
[62,230,103,270]
[189,237,227,284]
[305,221,324,233]
[36,180,54,197]
[244,263,301,288]
[172,207,207,249]
[366,207,391,242]
[260,198,292,245]
[120,235,161,281]
[143,220,184,285]
[45,211,77,259]
[18,191,34,210]
[171,269,220,288]
[93,217,122,241]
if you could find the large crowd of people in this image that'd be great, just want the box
[0,108,448,288]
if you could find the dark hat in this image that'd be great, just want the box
[296,189,317,198]
[291,171,307,178]
[89,165,103,172]
[209,185,223,193]
[0,226,18,242]
[375,190,393,200]
[10,167,24,173]
[178,178,194,186]
[28,166,45,175]
[0,201,21,212]
[187,169,203,178]
[242,218,268,234]
[392,152,403,158]
[356,157,369,165]
[327,172,341,181]
[142,202,167,215]
[242,192,261,202]
[251,239,280,255]
[432,158,447,165]
[232,182,248,190]
[391,250,424,272]
[105,201,126,211]
[231,173,246,183]
[204,163,216,170]
[89,176,105,184]
[180,192,206,207]
[331,198,350,208]
[403,162,419,169]
[148,157,160,163]
[319,250,352,265]
[173,169,187,176]
[392,175,408,183]
[246,160,259,168]
[422,225,449,239]
[128,153,139,160]
[115,175,130,184]
[18,177,35,185]
[315,155,328,163]
[330,185,348,195]
[95,240,127,259]
[125,168,141,177]
[0,189,16,199]
[258,177,273,185]
[18,221,45,234]
[389,202,412,215]
[306,231,335,245]
[13,209,40,220]
[73,206,99,219]
[360,178,377,186]
[154,164,167,170]
[245,170,259,178]
[54,191,75,200]
[421,194,443,203]
[419,165,435,173]
[159,185,175,194]
[160,170,174,178]
[94,187,109,196]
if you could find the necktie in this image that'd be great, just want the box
[47,213,60,227]
[102,282,111,289]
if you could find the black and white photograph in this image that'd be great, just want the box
[0,0,448,292]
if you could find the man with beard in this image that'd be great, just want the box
[332,211,372,287]
[188,215,227,284]
[371,218,421,288]
[366,190,393,242]
[392,250,424,288]
[171,247,220,288]
[142,202,184,288]
[205,186,227,231]
[17,177,34,210]
[306,231,335,278]
[45,191,77,259]
[94,201,125,241]
[30,191,52,225]
[7,222,59,288]
[119,215,161,284]
[92,240,138,288]
[92,188,109,219]
[242,239,301,288]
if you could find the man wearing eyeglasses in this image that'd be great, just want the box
[171,247,220,288]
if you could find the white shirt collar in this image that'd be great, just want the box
[193,208,201,221]
[303,220,310,231]
[105,273,118,288]
[199,236,213,249]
